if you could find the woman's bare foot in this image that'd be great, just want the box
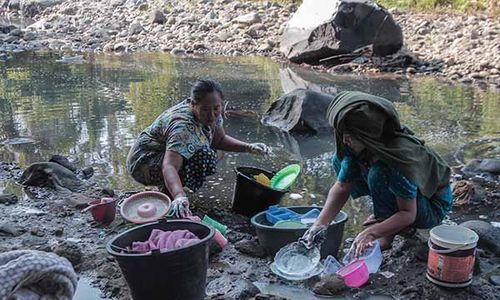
[379,235,395,250]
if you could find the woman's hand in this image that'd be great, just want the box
[299,224,328,249]
[247,143,272,156]
[353,229,376,258]
[169,196,192,218]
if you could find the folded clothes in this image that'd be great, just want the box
[132,229,200,252]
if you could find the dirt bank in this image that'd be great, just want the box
[1,158,499,299]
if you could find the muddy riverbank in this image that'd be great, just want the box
[0,0,499,88]
[0,157,499,299]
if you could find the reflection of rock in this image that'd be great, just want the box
[280,68,338,95]
[279,66,402,101]
[280,0,403,64]
[261,89,334,134]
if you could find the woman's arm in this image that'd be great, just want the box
[353,197,417,256]
[362,198,416,238]
[315,181,352,226]
[212,127,250,152]
[162,150,186,199]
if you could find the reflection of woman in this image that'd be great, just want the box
[127,79,270,218]
[301,91,452,256]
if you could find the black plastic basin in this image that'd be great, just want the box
[251,206,348,258]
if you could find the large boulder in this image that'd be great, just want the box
[261,88,335,134]
[280,0,403,65]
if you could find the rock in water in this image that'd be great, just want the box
[261,89,335,134]
[313,274,345,296]
[18,162,84,192]
[280,0,403,64]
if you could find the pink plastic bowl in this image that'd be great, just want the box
[336,260,369,288]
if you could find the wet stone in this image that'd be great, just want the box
[52,240,83,267]
[255,294,288,300]
[0,222,24,236]
[0,193,18,205]
[313,274,345,296]
[30,226,45,237]
[489,275,500,286]
[234,238,267,258]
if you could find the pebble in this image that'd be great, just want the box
[479,215,488,220]
[489,275,500,286]
[288,193,303,200]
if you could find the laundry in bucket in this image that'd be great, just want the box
[132,229,200,252]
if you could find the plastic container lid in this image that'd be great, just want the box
[430,225,479,250]
[270,164,301,190]
[120,191,171,224]
[274,220,308,229]
[342,239,382,274]
[274,242,320,276]
[270,261,324,281]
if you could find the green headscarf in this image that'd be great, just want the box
[327,91,450,198]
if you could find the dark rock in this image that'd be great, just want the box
[0,222,24,236]
[18,162,84,192]
[401,286,420,295]
[52,240,83,267]
[30,226,45,237]
[81,166,94,179]
[313,274,345,296]
[49,155,78,172]
[460,220,493,237]
[0,23,18,34]
[234,238,267,258]
[54,227,64,237]
[261,88,335,134]
[0,193,18,205]
[149,9,166,24]
[489,275,500,286]
[460,220,500,256]
[280,0,403,64]
[462,159,500,180]
[102,188,115,197]
[229,279,260,299]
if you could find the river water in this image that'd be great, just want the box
[0,51,498,299]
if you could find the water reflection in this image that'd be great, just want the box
[0,52,498,235]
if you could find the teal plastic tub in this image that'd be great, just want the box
[251,206,348,258]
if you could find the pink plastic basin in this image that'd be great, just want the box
[336,260,369,288]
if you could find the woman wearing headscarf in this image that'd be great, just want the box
[127,79,271,218]
[300,91,452,256]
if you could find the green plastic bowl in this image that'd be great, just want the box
[271,164,301,191]
[274,220,308,229]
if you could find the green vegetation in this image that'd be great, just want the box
[377,0,497,14]
[250,0,498,14]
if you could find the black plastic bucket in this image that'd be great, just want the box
[232,166,288,217]
[106,219,214,300]
[251,206,348,258]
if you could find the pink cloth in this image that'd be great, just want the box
[132,229,200,252]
